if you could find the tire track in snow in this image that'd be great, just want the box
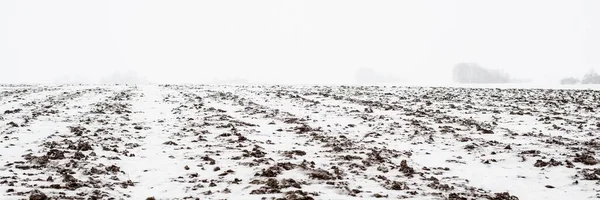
[118,85,191,199]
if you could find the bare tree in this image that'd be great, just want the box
[581,69,600,84]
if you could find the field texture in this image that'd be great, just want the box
[0,85,599,200]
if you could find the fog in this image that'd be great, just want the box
[1,0,599,85]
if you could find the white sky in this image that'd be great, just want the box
[1,0,599,84]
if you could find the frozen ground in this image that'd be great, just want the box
[0,84,599,200]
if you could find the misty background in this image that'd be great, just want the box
[1,1,599,85]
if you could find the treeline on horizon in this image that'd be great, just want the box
[452,63,600,85]
[452,63,512,84]
[560,70,600,85]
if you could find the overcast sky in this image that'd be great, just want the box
[1,0,599,84]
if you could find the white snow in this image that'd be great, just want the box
[1,84,599,199]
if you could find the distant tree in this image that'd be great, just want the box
[560,77,580,85]
[452,63,510,83]
[582,69,600,84]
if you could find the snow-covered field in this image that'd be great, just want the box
[0,84,599,200]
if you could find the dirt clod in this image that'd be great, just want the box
[28,189,48,200]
